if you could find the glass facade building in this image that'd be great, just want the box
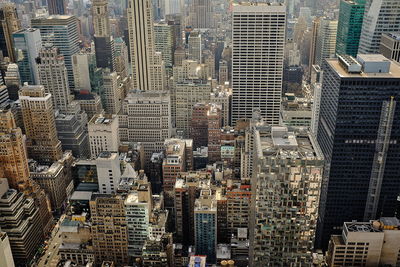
[336,0,366,57]
[316,55,400,250]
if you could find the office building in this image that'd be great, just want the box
[309,17,321,81]
[48,0,66,15]
[191,103,209,149]
[90,194,129,265]
[101,69,122,114]
[0,109,30,190]
[31,15,80,89]
[55,103,90,159]
[4,64,20,101]
[88,114,119,158]
[19,84,63,164]
[336,0,366,57]
[12,28,42,85]
[231,3,286,125]
[188,31,202,63]
[207,104,222,163]
[96,152,121,194]
[315,18,338,66]
[249,125,324,265]
[0,179,44,266]
[127,0,165,91]
[327,218,400,266]
[316,54,400,249]
[359,0,400,54]
[37,43,72,111]
[0,3,21,62]
[189,0,213,29]
[72,49,97,92]
[218,60,228,85]
[113,37,129,78]
[154,22,174,76]
[119,90,172,163]
[163,138,189,193]
[30,152,73,211]
[125,191,150,257]
[0,85,7,106]
[0,231,15,267]
[195,189,217,263]
[380,32,400,63]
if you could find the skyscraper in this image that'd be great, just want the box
[380,32,400,63]
[37,43,72,111]
[127,0,165,91]
[47,0,66,15]
[249,125,323,265]
[0,3,21,62]
[358,0,400,54]
[0,109,30,190]
[315,18,338,66]
[336,0,366,57]
[19,84,63,164]
[92,0,115,71]
[31,15,80,89]
[316,54,400,249]
[231,3,286,126]
[12,29,42,85]
[189,0,213,29]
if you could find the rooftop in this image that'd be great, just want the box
[384,32,400,41]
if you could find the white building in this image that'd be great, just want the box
[231,2,286,126]
[315,18,338,66]
[37,43,72,111]
[119,90,171,163]
[72,49,95,92]
[88,114,120,158]
[359,0,400,54]
[96,151,121,194]
[0,231,15,267]
[102,69,122,114]
[188,31,202,63]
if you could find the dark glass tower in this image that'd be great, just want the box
[316,54,400,249]
[336,0,366,57]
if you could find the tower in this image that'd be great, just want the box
[37,43,72,111]
[358,0,400,54]
[231,2,286,126]
[0,3,21,62]
[47,0,66,15]
[189,0,213,29]
[19,84,62,164]
[336,0,366,57]
[127,0,165,91]
[316,55,400,249]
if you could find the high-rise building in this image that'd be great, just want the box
[0,231,15,267]
[188,31,202,63]
[380,32,400,63]
[72,49,97,92]
[4,64,20,101]
[154,22,174,76]
[249,125,324,265]
[315,18,338,66]
[0,109,30,190]
[96,152,121,194]
[88,114,120,158]
[19,84,63,164]
[92,0,115,71]
[30,152,73,211]
[113,38,129,78]
[0,179,44,266]
[0,85,8,106]
[207,104,222,163]
[336,0,366,57]
[231,3,286,126]
[55,102,90,159]
[47,0,66,15]
[125,191,151,257]
[12,29,42,85]
[31,15,80,89]
[316,54,400,249]
[37,43,72,111]
[90,194,129,265]
[0,3,21,62]
[191,103,209,149]
[195,189,217,263]
[309,17,321,81]
[101,69,122,114]
[189,0,213,29]
[127,0,165,91]
[326,218,400,266]
[119,90,172,163]
[358,0,400,54]
[218,59,228,85]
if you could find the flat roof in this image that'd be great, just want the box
[327,58,400,78]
